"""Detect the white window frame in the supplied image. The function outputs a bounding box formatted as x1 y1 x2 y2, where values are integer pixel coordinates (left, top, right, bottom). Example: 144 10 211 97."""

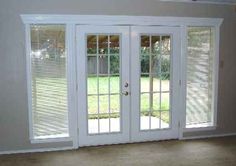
183 25 220 132
23 23 78 146
21 15 223 147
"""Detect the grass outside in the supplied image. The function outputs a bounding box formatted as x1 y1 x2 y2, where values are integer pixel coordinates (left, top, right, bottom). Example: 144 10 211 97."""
35 76 170 122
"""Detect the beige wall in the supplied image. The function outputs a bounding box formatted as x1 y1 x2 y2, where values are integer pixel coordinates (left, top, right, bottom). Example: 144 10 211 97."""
0 0 236 151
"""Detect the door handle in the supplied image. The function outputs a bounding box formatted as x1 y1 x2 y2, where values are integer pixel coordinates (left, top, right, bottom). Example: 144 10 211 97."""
121 91 129 96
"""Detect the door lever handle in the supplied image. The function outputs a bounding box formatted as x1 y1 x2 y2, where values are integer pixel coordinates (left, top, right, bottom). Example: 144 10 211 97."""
121 91 129 96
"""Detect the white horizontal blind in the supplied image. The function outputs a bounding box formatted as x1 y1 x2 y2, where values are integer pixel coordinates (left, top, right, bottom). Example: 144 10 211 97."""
186 27 214 128
30 25 69 139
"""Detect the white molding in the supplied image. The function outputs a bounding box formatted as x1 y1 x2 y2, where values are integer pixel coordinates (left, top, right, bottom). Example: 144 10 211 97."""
213 26 220 128
30 137 73 144
181 132 236 140
24 23 74 144
66 24 79 149
179 25 187 140
25 23 34 140
160 0 236 5
184 126 217 132
0 146 74 155
182 26 221 132
20 14 224 147
20 15 223 27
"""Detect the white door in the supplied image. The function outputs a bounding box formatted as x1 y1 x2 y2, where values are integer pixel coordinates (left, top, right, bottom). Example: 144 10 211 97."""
130 26 181 142
77 25 181 146
77 26 130 146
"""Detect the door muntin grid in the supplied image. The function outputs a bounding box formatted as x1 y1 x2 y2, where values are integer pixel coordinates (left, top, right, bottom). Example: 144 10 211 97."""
139 34 172 131
86 34 121 135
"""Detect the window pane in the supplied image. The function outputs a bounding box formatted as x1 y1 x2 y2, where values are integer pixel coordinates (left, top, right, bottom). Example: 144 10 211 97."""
30 25 69 139
186 27 214 128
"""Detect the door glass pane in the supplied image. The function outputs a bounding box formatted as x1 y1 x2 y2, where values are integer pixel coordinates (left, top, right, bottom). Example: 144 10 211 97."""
87 76 97 95
110 95 120 113
87 56 97 75
99 76 109 94
99 35 108 54
140 93 150 130
88 95 98 115
88 115 98 134
161 93 170 110
110 35 119 54
99 55 108 75
110 76 120 94
87 34 121 134
161 111 170 129
151 111 160 129
87 35 97 54
110 56 120 74
30 25 69 139
140 35 171 130
110 94 120 132
141 75 149 93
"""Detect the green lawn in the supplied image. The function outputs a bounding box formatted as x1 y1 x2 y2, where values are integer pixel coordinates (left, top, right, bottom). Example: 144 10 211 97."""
35 76 170 122
87 76 170 122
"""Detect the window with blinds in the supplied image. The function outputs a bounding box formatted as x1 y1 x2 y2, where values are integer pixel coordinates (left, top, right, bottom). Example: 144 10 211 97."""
186 27 215 128
30 25 69 139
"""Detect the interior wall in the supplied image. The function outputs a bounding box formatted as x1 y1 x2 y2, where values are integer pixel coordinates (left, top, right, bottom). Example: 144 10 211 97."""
0 0 236 151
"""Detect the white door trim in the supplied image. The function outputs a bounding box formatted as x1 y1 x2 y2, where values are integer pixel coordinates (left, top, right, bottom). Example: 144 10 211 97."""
21 15 223 27
20 15 223 149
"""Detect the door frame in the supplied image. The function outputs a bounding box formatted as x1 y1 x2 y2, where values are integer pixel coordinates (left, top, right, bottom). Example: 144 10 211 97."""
21 14 223 149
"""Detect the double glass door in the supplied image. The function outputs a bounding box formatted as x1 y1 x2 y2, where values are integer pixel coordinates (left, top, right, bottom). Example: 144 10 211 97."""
77 25 181 146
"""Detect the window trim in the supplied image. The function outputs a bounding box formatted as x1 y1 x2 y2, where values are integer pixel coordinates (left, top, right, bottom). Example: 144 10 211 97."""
24 23 78 146
182 25 220 132
21 15 223 146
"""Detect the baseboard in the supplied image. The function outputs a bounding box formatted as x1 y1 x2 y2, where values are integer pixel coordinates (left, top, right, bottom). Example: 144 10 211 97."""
181 132 236 140
0 146 74 155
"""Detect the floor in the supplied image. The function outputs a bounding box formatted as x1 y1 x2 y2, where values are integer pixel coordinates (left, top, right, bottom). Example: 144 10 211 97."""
0 136 236 166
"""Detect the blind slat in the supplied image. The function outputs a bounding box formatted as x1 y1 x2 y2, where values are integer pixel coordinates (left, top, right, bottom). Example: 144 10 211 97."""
186 27 214 127
30 25 69 138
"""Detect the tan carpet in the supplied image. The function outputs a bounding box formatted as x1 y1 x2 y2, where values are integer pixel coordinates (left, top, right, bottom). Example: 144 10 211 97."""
0 136 236 166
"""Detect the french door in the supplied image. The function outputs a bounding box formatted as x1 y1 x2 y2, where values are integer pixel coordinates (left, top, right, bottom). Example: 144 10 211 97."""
77 25 181 146
130 26 181 142
77 26 130 146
